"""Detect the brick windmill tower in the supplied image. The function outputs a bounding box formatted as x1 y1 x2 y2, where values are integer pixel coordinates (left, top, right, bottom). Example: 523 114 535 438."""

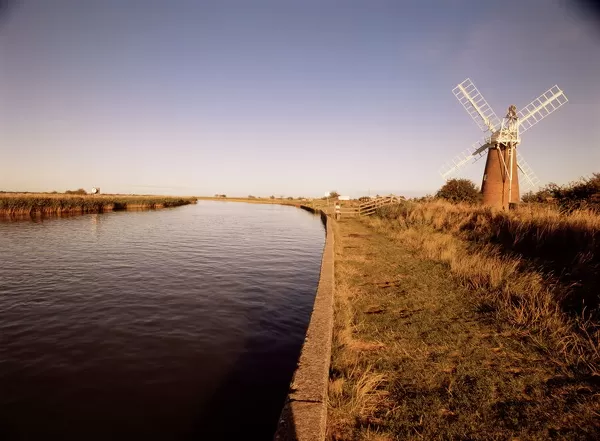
440 78 568 210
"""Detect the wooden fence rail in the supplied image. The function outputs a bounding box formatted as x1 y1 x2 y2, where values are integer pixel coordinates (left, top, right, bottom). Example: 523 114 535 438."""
358 196 402 216
305 195 403 218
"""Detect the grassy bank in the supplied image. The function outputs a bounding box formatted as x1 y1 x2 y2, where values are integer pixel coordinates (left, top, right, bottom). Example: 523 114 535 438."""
0 193 197 216
376 200 600 322
196 196 342 213
195 196 360 216
328 203 600 440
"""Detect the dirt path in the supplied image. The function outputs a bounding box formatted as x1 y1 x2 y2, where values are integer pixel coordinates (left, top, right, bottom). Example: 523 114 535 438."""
328 217 599 440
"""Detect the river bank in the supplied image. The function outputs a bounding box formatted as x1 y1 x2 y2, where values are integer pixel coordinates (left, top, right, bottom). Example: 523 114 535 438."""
196 196 348 217
0 193 197 216
327 211 600 440
275 205 334 441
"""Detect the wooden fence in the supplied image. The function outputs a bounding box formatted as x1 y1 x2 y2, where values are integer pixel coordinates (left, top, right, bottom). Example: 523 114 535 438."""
305 195 403 218
358 196 402 216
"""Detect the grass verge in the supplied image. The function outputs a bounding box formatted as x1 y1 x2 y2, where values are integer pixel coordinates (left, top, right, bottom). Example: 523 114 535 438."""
328 212 600 440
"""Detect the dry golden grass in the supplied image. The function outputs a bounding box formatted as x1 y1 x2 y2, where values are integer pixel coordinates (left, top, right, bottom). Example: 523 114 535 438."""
328 211 600 440
329 221 392 440
372 200 600 373
0 193 197 215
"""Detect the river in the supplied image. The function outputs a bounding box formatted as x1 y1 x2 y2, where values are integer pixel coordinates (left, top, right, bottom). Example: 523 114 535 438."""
0 201 325 440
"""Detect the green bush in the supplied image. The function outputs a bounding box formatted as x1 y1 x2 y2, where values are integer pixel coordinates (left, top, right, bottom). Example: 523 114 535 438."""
436 179 481 204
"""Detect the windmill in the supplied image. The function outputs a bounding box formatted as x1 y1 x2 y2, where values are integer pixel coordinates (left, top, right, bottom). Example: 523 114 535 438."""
440 78 568 210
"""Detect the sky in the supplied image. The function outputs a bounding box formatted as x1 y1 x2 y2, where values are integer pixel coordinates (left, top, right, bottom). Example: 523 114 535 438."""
1 0 599 198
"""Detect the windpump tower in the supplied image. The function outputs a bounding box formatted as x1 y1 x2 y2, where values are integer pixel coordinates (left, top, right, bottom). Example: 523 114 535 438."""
440 79 568 210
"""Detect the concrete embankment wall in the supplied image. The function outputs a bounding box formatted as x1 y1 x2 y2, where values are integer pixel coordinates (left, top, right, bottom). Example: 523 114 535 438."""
274 206 334 441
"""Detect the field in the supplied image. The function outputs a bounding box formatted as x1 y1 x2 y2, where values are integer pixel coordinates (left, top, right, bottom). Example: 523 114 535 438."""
196 196 302 205
328 200 600 440
0 193 197 216
195 195 357 212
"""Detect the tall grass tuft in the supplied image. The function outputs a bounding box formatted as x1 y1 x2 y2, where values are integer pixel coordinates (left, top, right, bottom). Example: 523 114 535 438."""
374 200 600 373
377 200 600 312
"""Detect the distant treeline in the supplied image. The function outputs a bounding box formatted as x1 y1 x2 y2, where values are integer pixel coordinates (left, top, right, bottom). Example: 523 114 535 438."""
1 189 88 195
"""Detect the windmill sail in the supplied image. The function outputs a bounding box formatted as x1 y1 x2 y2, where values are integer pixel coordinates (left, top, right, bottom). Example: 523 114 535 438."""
518 85 568 134
516 151 540 191
452 78 502 133
442 78 566 206
439 139 490 179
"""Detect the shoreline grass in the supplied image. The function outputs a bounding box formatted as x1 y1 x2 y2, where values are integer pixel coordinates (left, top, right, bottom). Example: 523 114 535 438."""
0 193 197 216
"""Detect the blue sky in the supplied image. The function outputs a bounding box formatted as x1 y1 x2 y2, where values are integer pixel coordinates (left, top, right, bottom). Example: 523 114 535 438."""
1 0 599 197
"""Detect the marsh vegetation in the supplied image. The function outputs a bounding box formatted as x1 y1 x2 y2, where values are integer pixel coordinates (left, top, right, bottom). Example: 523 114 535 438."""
0 193 197 216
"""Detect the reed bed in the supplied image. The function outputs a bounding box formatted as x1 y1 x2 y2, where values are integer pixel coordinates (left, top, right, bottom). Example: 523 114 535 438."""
0 193 197 216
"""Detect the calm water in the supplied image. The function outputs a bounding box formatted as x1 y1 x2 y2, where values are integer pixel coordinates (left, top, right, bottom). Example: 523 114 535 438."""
0 201 325 440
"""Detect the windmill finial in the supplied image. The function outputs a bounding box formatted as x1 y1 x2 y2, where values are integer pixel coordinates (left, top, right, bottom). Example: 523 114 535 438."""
507 105 517 120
